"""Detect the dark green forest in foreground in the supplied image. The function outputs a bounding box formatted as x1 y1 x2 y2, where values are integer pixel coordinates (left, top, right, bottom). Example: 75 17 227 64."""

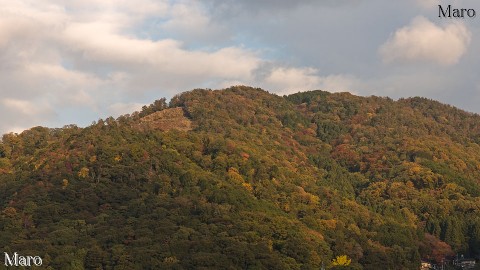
1 86 480 269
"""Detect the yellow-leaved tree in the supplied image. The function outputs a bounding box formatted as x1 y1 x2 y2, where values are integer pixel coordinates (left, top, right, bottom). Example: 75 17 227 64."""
78 167 89 178
331 255 351 267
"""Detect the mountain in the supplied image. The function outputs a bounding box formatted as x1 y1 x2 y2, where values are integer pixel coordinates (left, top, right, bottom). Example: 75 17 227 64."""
1 86 479 269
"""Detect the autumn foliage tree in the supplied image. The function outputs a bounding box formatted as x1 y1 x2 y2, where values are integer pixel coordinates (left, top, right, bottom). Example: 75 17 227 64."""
0 86 479 269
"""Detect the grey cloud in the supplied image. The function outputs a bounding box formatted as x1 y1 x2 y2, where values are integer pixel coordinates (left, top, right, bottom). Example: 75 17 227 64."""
205 0 359 13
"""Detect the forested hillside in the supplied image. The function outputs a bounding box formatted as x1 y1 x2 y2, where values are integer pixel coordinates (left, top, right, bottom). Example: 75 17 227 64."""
1 86 480 269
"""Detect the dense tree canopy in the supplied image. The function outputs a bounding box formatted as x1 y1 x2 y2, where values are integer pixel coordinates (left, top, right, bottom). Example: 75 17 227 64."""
1 86 480 269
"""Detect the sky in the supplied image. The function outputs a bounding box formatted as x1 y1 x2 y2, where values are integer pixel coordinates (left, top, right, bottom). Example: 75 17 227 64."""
1 0 479 134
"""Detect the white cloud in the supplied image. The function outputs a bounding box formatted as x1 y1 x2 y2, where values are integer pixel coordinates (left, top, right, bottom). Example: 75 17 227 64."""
379 16 471 66
261 67 359 95
2 98 52 117
263 67 321 93
0 98 56 134
161 1 228 43
107 102 145 117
